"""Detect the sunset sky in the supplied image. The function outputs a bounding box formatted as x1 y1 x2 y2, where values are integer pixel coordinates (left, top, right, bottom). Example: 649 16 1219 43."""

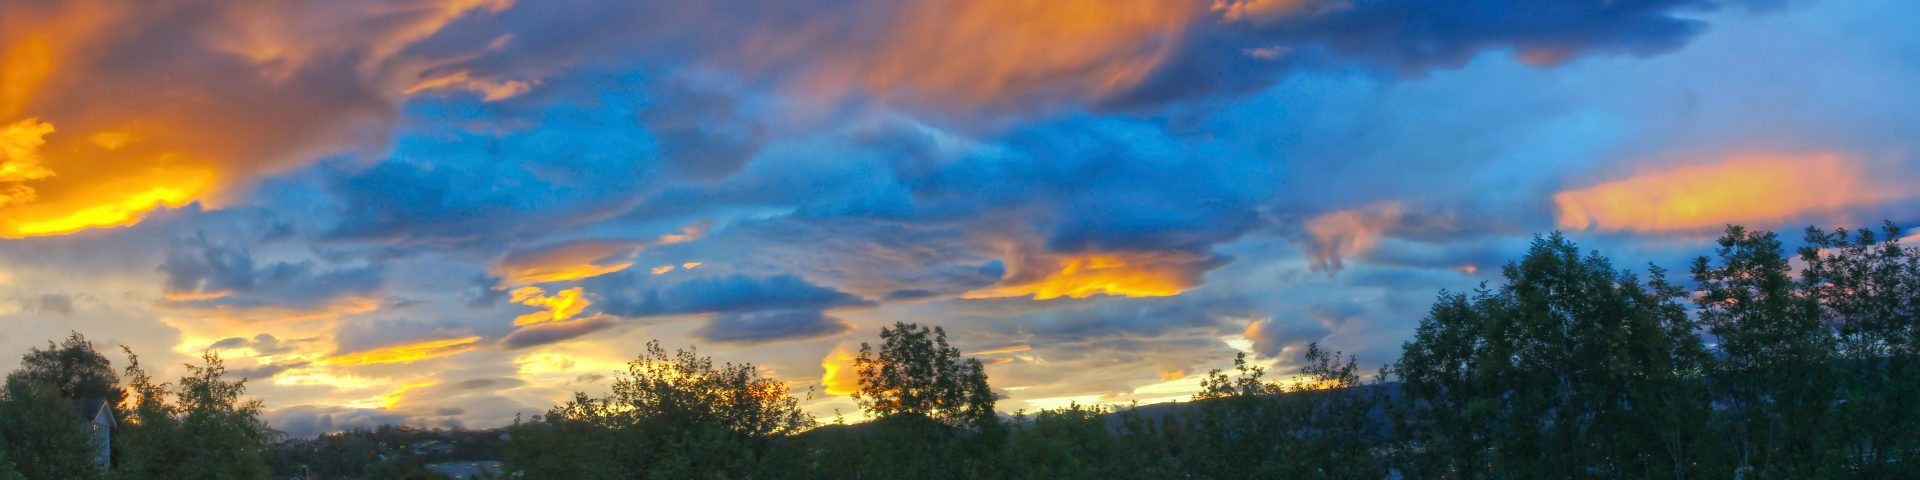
3 0 1917 437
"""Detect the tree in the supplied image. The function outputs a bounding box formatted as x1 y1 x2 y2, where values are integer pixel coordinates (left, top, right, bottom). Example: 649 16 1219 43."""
1693 225 1836 477
1799 222 1920 476
0 333 115 480
9 332 120 407
0 378 101 479
1395 233 1718 478
854 322 996 430
111 348 181 479
171 352 275 479
506 341 813 479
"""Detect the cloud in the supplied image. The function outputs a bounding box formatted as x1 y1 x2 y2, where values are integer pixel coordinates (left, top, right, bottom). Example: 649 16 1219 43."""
499 314 618 349
491 239 642 286
589 273 872 318
26 293 72 316
507 286 589 326
0 0 518 237
208 333 302 356
1305 202 1405 274
488 225 709 287
693 309 853 345
157 234 385 321
1242 302 1358 357
266 404 462 439
1554 154 1916 233
320 336 482 367
964 250 1224 300
819 347 860 396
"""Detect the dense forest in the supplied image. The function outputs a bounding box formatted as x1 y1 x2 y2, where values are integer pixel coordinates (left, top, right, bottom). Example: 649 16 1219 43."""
0 223 1913 479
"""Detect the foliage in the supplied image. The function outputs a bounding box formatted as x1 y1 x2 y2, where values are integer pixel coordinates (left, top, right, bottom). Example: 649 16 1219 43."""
505 341 812 479
854 322 997 430
0 377 101 479
1393 233 1719 478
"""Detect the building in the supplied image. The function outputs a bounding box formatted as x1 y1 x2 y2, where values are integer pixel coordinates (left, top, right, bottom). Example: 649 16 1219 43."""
72 398 112 471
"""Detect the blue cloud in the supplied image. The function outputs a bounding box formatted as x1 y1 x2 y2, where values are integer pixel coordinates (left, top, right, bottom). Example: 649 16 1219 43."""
588 273 873 318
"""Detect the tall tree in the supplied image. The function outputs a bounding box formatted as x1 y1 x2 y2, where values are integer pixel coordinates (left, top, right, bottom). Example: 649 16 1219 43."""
1396 233 1718 478
1799 222 1920 476
9 332 119 405
110 348 181 479
1693 225 1836 477
854 322 996 430
170 352 274 479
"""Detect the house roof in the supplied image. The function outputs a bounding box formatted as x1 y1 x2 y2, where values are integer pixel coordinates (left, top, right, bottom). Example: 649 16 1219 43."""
72 398 112 424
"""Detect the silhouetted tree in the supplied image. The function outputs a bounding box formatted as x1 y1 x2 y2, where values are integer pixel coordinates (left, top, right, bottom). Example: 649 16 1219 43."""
0 378 100 479
1694 225 1836 477
854 322 996 430
1396 233 1718 478
1799 222 1920 476
506 341 812 479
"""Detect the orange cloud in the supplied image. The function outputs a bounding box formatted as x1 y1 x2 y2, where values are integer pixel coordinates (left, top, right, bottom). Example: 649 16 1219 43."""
321 336 482 367
509 286 589 326
757 0 1200 111
1305 202 1405 273
0 0 516 237
819 349 860 396
492 240 641 286
1554 154 1914 233
377 380 441 410
0 118 217 238
965 250 1208 300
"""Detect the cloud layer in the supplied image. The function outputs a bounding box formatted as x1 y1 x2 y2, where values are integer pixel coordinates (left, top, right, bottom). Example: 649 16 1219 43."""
0 0 1915 436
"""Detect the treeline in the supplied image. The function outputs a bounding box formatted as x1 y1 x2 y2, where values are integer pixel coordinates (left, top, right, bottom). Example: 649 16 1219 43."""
265 425 508 478
0 335 275 479
507 223 1920 479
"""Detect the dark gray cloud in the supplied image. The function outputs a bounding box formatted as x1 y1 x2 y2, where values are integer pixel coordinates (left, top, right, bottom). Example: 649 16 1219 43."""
27 294 73 316
694 310 853 345
500 315 619 350
157 234 385 313
229 360 311 382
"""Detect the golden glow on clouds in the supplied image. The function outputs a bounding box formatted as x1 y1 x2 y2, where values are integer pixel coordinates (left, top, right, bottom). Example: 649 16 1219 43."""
509 286 589 326
1554 154 1913 232
0 118 216 238
0 0 518 237
378 381 440 410
320 336 482 367
1305 202 1404 272
650 265 675 275
966 252 1203 300
819 349 860 396
492 240 640 286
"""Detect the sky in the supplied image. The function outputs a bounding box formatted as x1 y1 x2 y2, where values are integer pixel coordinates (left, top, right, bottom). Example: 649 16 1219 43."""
2 0 1918 437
